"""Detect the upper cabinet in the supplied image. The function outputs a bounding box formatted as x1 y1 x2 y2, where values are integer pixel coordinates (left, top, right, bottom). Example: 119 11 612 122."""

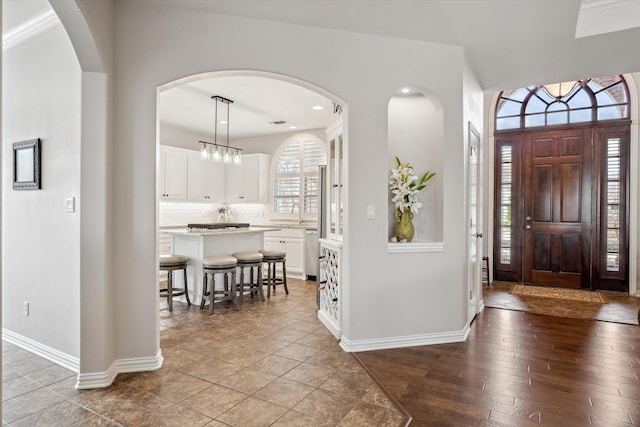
187 151 224 201
327 119 344 241
160 146 188 200
225 153 270 203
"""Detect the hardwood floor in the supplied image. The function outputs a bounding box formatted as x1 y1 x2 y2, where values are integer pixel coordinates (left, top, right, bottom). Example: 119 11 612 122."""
356 308 640 426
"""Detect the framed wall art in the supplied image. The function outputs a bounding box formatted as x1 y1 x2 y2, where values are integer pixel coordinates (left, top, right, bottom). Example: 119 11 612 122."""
13 138 41 190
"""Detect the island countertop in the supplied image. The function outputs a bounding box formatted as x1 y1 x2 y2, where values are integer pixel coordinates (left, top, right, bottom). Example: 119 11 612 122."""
161 226 281 236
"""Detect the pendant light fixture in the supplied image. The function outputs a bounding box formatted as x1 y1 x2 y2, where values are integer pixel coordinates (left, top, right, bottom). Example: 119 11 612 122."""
200 95 242 165
542 81 579 99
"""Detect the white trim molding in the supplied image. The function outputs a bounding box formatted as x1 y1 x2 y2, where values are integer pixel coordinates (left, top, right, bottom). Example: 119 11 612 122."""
388 241 444 253
339 324 470 353
3 329 79 373
3 10 60 51
75 350 164 390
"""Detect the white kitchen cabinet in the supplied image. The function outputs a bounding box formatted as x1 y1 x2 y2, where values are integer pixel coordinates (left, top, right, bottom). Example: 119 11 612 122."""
264 228 305 278
225 153 270 203
326 119 344 241
160 146 188 200
187 151 224 201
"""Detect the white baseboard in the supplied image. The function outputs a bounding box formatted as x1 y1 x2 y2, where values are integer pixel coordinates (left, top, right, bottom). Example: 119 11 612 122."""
75 350 164 389
339 324 470 353
2 328 79 373
317 310 341 339
2 329 164 389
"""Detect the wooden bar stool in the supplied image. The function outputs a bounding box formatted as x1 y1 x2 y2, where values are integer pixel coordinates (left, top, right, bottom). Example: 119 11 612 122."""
259 249 288 298
482 256 491 285
159 254 190 312
232 251 265 304
200 256 238 315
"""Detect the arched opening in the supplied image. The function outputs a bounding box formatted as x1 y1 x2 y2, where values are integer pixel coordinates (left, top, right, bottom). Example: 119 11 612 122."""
387 89 444 246
156 70 347 328
492 75 631 292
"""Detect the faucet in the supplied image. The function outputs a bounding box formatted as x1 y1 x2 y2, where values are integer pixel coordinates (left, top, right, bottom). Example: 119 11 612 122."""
291 202 302 224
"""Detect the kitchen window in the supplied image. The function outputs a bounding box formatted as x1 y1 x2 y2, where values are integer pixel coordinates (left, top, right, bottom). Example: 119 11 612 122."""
273 136 326 215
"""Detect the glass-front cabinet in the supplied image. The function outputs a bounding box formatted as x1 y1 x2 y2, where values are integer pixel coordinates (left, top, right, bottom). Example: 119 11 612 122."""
327 119 343 241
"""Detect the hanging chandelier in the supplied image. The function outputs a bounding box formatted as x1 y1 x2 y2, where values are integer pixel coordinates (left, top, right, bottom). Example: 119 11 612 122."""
200 95 242 165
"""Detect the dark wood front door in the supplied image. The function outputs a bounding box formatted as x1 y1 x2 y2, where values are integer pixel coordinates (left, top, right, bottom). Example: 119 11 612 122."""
523 129 592 288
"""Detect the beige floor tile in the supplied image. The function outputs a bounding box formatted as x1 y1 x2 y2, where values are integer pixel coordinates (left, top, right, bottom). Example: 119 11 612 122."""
3 387 66 424
10 400 116 427
282 362 336 387
182 383 248 418
253 377 315 408
139 403 213 426
248 354 301 376
292 388 358 425
337 401 406 427
216 396 288 427
271 410 337 427
146 372 212 403
217 367 277 394
274 342 320 362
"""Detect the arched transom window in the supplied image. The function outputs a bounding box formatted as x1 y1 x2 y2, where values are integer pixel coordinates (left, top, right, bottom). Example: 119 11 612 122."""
496 75 629 130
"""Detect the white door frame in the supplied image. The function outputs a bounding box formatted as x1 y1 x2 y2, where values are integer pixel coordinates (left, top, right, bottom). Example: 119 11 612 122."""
467 122 483 322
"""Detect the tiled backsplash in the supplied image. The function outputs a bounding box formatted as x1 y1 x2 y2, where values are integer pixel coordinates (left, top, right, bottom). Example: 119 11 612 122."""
159 202 268 226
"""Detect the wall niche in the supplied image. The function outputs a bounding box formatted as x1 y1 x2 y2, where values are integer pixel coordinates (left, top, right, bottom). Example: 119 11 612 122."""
387 90 443 251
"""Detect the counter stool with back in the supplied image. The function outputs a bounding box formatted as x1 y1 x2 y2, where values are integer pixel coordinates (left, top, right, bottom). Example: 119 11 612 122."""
200 255 239 314
159 254 191 312
232 251 266 304
259 249 289 298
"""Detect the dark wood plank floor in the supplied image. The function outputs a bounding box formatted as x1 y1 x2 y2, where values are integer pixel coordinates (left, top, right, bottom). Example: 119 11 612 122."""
355 308 640 426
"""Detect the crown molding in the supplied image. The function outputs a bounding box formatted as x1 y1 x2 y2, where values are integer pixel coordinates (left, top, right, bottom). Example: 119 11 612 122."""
3 9 60 51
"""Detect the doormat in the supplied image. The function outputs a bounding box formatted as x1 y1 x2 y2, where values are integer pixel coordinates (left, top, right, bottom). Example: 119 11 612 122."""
511 285 607 304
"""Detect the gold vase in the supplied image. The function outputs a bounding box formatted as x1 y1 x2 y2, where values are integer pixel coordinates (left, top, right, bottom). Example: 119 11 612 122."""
395 207 415 242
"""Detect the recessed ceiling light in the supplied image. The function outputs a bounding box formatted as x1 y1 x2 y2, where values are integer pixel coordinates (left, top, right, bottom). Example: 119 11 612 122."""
312 105 324 110
401 87 410 94
289 125 297 129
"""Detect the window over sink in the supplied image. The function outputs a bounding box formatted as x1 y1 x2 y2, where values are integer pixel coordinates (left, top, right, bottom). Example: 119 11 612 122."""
272 134 326 217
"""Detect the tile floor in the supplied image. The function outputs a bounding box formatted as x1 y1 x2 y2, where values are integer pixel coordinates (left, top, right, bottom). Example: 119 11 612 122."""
483 281 640 325
2 279 407 426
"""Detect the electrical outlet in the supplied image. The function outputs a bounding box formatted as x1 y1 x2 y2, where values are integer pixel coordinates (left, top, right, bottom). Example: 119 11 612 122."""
23 301 29 316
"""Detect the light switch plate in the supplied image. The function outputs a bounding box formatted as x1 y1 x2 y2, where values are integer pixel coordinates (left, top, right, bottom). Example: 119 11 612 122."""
65 197 75 213
367 205 375 219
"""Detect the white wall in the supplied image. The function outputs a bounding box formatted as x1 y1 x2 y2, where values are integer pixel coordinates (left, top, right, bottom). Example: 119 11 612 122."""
109 0 469 363
2 22 81 359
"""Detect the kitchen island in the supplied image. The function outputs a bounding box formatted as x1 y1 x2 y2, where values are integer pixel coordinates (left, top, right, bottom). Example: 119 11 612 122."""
162 226 280 305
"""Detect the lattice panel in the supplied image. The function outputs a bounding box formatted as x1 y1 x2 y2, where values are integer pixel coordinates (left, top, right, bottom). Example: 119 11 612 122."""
319 245 340 323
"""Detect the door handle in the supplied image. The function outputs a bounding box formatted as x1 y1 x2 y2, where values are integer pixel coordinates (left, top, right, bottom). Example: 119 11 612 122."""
525 225 531 229
476 233 483 238
525 216 531 221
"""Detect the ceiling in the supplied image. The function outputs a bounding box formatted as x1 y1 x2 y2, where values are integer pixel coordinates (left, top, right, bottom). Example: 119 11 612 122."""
6 0 640 139
159 76 332 139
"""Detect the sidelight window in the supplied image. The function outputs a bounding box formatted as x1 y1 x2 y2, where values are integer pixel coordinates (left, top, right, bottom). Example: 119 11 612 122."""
498 145 513 264
605 138 621 271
